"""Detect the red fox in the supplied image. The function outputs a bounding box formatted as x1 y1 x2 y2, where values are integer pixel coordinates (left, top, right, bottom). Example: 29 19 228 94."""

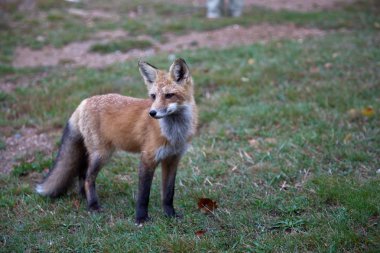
36 58 198 224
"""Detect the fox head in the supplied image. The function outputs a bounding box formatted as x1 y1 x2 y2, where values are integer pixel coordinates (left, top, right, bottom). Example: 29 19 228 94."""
138 58 194 119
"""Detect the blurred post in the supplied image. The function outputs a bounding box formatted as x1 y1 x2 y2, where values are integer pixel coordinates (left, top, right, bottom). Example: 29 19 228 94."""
229 0 243 17
207 0 224 18
207 0 243 18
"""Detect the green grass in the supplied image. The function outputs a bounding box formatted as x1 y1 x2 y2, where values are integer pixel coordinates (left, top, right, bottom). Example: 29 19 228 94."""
1 0 380 252
11 152 53 177
89 39 153 54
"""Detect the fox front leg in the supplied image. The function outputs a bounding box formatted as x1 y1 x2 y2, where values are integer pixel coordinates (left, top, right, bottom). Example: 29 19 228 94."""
161 155 180 218
135 160 157 225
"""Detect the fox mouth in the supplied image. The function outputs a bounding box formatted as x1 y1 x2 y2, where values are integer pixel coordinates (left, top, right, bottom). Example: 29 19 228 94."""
149 103 181 119
149 110 167 119
149 111 175 119
151 114 165 119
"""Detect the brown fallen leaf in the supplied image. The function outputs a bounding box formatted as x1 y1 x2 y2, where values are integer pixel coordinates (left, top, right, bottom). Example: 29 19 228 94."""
309 66 319 74
248 58 255 65
347 108 360 120
343 133 352 144
280 181 290 190
361 106 375 117
72 199 80 210
195 229 207 237
198 198 218 214
248 138 259 147
264 138 277 144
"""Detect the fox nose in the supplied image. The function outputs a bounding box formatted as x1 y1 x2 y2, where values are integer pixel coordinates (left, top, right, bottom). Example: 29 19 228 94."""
149 110 157 117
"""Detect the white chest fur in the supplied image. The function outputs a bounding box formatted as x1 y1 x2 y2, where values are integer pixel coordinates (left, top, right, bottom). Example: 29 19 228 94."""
155 106 192 161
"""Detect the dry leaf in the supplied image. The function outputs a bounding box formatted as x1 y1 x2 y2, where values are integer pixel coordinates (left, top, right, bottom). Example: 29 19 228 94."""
280 181 290 190
347 108 360 120
309 66 319 74
361 107 375 117
241 77 249 82
248 138 259 147
264 138 277 144
198 198 218 214
195 229 207 237
248 58 255 65
243 151 253 160
72 199 80 210
343 133 352 144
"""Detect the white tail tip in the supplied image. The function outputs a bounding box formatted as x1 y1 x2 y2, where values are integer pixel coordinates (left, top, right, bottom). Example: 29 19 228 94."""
35 184 46 195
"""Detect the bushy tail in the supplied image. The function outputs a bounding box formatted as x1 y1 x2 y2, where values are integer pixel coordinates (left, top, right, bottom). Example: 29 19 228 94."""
36 122 88 197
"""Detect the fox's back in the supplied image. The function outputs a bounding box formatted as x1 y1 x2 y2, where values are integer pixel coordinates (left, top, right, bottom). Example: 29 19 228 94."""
70 94 162 153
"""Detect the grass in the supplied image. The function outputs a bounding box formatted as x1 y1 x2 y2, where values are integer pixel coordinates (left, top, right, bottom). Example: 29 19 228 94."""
1 0 379 63
0 0 380 252
89 39 153 54
11 152 53 177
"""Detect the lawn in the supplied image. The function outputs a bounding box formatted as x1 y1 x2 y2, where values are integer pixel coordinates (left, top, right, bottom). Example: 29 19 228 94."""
0 0 379 252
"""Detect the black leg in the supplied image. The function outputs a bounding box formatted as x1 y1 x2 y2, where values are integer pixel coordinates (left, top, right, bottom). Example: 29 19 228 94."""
161 155 180 217
85 156 102 211
78 155 88 198
78 171 86 198
135 161 156 225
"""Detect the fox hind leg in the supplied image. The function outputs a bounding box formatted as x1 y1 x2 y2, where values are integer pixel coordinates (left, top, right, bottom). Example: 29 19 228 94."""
74 138 89 198
84 153 105 211
78 158 88 198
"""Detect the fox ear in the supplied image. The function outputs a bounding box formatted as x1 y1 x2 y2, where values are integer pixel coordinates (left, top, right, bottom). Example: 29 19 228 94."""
169 58 189 84
138 61 158 85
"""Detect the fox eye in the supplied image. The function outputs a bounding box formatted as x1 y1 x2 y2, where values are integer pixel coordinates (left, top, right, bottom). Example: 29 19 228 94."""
165 93 175 99
150 94 156 100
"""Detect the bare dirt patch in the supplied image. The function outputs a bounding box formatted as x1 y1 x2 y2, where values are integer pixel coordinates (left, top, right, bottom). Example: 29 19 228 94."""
67 8 120 22
160 23 324 51
244 0 355 11
12 31 158 68
0 127 59 174
176 0 355 12
13 24 324 68
92 29 128 40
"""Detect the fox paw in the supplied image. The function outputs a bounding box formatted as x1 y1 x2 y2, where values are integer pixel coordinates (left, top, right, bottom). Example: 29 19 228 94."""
87 202 102 212
135 216 151 226
164 206 182 219
165 212 183 219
